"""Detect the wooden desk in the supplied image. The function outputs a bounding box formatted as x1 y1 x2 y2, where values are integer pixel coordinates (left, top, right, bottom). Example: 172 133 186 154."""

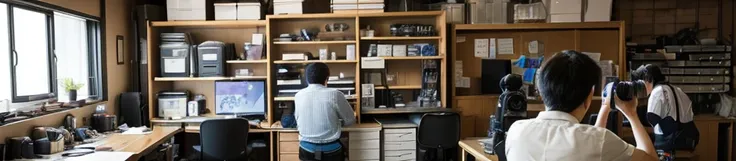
20 126 182 161
458 138 498 161
152 116 271 133
93 126 182 160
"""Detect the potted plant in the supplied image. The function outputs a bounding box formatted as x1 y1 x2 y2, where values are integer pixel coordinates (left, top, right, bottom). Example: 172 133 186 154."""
61 78 84 101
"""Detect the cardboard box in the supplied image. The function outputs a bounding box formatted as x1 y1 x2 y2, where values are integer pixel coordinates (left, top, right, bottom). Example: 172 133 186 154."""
214 3 237 20
237 3 262 20
166 0 214 20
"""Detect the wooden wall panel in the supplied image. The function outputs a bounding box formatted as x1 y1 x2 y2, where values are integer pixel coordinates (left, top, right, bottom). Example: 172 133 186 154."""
40 0 101 17
104 0 132 114
694 120 719 161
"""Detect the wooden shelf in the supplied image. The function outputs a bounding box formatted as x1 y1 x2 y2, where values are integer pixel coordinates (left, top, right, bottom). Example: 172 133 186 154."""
275 96 357 101
267 13 358 19
273 60 357 64
361 107 451 114
153 76 267 81
378 56 443 60
151 20 266 28
226 60 268 64
357 11 443 17
361 36 441 40
454 21 623 31
273 41 355 45
375 85 422 90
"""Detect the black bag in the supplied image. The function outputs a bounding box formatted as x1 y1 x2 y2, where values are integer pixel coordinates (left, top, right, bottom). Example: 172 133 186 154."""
665 85 700 151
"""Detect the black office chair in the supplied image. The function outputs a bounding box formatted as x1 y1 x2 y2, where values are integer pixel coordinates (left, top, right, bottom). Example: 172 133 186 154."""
418 112 460 161
194 118 250 161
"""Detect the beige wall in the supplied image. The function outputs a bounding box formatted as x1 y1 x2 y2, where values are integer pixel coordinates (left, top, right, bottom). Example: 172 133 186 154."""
0 0 132 143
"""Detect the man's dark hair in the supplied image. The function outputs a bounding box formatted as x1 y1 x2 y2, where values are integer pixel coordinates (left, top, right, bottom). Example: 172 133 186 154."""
537 50 602 113
306 63 330 84
631 64 665 86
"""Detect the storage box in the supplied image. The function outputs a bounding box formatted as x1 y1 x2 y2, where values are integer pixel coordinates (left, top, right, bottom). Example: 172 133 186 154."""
547 0 582 22
469 0 510 24
429 3 465 24
214 3 237 20
274 0 304 15
166 0 214 21
237 3 261 20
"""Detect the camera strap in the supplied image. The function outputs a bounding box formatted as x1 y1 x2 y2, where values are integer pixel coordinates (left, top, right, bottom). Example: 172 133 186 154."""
665 85 681 123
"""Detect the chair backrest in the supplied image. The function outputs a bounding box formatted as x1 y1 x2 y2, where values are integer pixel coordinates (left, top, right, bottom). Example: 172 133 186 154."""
200 118 250 161
417 112 460 149
118 92 143 127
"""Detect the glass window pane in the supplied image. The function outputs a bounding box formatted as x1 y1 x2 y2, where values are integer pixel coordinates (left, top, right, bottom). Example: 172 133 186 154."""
54 12 88 102
12 7 50 96
0 3 9 106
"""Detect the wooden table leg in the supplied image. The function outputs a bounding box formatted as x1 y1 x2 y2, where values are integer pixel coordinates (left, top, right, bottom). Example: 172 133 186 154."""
462 149 467 161
728 123 733 161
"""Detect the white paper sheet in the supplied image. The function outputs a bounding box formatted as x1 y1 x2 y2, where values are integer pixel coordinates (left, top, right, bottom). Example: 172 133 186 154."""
489 38 497 59
582 52 601 62
474 39 489 58
252 33 264 45
377 44 392 57
498 38 514 55
64 152 135 161
163 58 186 73
454 61 463 79
457 36 466 43
456 77 471 88
528 40 539 54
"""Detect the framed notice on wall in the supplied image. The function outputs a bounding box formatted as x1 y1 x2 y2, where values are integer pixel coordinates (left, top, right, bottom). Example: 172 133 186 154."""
116 35 124 65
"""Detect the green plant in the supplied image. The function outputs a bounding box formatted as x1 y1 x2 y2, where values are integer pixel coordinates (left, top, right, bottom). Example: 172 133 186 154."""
60 78 84 92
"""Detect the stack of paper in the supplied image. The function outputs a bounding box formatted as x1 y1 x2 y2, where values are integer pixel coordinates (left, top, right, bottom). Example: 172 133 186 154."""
331 0 384 13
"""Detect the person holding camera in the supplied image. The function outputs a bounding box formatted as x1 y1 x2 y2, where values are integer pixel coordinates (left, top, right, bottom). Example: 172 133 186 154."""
505 50 658 161
631 64 698 160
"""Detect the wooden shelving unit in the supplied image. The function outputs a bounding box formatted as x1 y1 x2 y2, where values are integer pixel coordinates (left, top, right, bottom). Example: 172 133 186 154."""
146 20 272 125
272 41 356 45
375 85 422 90
151 20 266 28
379 56 444 60
273 60 357 64
153 76 267 81
361 36 441 40
226 60 268 64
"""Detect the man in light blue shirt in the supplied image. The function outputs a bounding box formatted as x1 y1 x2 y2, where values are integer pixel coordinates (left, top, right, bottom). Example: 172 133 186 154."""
295 62 355 161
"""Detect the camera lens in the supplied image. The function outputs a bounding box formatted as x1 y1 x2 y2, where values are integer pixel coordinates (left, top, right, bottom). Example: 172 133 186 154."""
615 80 647 101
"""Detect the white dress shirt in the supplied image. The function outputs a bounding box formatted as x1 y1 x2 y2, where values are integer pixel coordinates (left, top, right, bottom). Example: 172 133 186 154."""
294 84 356 144
506 111 634 161
648 85 693 135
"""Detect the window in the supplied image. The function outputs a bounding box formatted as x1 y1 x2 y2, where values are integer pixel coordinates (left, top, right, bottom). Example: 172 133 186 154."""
54 12 89 102
0 1 104 109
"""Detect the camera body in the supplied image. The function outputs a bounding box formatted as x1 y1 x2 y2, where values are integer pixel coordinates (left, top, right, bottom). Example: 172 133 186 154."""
488 74 527 159
602 78 647 109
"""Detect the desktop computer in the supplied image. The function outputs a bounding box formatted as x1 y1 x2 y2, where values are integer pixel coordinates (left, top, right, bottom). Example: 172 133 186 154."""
215 80 267 120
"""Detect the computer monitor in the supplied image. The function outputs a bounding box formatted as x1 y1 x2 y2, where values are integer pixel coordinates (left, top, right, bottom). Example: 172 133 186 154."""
215 80 266 116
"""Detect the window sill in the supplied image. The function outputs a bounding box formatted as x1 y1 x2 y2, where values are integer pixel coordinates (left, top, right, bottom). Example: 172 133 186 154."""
0 100 106 127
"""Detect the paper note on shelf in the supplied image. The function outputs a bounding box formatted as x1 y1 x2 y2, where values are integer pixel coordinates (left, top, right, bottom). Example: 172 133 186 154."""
498 38 514 55
474 39 489 58
456 77 470 88
252 33 264 45
457 36 466 43
582 52 601 62
489 38 497 59
361 57 385 69
163 58 186 73
454 61 463 79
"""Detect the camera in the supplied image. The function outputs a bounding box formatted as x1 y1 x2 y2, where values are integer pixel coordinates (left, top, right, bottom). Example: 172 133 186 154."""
487 74 527 159
602 78 647 109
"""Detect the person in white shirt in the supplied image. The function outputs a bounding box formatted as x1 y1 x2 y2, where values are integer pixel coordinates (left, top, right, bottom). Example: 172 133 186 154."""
505 50 658 161
631 64 697 159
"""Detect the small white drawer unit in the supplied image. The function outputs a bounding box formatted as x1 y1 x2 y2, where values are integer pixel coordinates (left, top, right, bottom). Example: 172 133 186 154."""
383 128 417 161
348 131 381 161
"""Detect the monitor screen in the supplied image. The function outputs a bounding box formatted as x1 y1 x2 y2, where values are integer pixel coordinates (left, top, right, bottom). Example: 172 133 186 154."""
215 80 266 115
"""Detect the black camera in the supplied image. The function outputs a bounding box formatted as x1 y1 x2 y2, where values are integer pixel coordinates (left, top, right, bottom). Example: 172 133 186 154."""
603 78 647 109
487 74 527 159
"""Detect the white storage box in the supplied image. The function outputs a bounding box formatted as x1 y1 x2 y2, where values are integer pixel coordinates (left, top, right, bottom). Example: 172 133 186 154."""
429 3 465 24
274 0 304 15
547 0 582 22
214 3 237 20
167 0 214 20
237 3 261 20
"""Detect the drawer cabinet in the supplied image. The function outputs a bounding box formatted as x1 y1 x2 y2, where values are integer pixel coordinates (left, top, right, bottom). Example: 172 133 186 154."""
349 149 381 160
348 131 380 161
385 150 417 161
280 154 299 161
384 128 416 142
383 128 417 161
278 132 300 161
349 131 380 140
349 139 380 150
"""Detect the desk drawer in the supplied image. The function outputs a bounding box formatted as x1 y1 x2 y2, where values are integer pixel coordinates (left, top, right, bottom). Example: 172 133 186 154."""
280 154 299 161
349 131 380 140
384 150 417 161
349 149 380 160
279 141 299 153
280 132 299 141
384 140 416 150
384 128 416 142
348 139 379 150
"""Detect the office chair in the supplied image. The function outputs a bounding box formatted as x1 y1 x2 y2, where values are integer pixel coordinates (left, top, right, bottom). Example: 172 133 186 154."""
194 118 251 161
118 92 144 127
418 112 460 161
